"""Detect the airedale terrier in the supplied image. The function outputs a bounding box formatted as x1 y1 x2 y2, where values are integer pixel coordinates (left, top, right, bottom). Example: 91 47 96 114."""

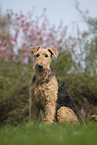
29 46 79 124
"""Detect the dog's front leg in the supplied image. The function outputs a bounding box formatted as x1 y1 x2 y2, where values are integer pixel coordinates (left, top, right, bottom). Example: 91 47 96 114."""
29 99 40 123
44 101 56 124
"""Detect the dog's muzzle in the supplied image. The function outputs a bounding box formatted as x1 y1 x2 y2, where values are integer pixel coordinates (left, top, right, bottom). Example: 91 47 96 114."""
38 64 45 76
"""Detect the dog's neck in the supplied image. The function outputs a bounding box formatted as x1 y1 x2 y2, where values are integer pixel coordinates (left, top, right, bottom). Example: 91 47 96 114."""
36 70 51 83
32 69 54 85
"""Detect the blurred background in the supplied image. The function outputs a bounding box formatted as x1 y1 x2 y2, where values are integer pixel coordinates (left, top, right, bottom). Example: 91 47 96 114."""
0 0 97 125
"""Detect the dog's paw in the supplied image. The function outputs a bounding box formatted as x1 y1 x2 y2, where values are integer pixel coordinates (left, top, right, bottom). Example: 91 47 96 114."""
43 118 53 124
91 115 97 121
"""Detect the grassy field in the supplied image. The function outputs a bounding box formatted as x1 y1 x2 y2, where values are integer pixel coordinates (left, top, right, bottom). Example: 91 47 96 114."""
0 122 97 145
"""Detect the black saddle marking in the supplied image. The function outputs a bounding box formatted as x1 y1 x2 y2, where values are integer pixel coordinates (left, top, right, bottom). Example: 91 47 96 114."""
56 80 79 120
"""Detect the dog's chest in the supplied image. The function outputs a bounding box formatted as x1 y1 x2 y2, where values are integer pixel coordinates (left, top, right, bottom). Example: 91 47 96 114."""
34 83 47 99
32 76 58 104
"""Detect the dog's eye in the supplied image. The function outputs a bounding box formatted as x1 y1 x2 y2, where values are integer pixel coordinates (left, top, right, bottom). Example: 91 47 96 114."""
45 54 48 58
36 54 39 57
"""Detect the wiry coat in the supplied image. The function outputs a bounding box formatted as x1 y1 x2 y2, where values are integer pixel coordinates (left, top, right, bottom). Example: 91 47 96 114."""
29 47 79 124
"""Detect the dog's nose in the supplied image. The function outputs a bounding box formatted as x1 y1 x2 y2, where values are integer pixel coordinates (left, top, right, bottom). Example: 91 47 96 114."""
38 64 43 69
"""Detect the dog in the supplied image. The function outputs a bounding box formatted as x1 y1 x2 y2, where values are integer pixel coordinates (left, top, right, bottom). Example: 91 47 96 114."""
29 46 79 124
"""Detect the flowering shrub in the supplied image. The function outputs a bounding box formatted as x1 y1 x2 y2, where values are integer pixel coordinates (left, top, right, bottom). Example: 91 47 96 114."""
0 9 79 63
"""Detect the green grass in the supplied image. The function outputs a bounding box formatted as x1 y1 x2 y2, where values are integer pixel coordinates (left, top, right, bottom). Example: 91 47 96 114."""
0 122 97 145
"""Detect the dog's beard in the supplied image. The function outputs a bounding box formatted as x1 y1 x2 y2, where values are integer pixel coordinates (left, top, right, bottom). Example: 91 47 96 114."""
38 69 45 76
34 64 51 81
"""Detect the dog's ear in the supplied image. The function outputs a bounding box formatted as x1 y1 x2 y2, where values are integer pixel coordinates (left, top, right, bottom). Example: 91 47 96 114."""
47 48 57 58
30 46 40 54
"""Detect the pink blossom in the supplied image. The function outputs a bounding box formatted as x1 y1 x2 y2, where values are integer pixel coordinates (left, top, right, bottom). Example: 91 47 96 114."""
0 46 6 51
11 40 16 45
0 10 80 63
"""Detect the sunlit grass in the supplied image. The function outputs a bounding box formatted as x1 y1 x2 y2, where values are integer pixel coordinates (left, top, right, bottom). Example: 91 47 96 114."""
0 122 97 145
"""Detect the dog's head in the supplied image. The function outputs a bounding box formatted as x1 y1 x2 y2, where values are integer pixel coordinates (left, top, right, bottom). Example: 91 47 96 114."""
30 46 57 79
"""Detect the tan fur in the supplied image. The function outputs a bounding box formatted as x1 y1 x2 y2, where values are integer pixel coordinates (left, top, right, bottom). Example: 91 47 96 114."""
29 47 79 124
57 107 79 124
47 48 57 58
33 49 52 80
30 46 40 54
91 115 97 121
29 75 58 124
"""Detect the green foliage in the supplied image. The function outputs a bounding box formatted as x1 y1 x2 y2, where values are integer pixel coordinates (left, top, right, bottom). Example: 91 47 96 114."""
62 73 97 102
0 61 97 125
0 61 97 103
0 123 97 145
51 51 76 76
0 11 10 33
0 4 97 126
83 38 97 74
0 61 32 100
75 1 97 75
